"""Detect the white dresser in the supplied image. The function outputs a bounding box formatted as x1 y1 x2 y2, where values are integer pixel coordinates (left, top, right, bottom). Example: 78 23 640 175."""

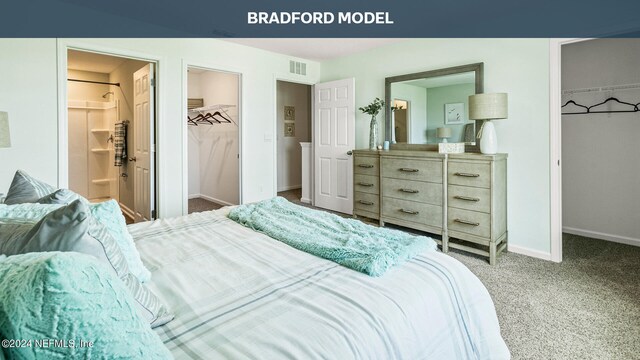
353 149 508 265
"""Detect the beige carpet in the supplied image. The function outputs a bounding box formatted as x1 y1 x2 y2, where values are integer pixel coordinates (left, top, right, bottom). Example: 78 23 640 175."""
188 198 224 214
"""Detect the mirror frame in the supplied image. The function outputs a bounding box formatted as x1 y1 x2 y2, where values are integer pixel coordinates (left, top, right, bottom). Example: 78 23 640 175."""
384 62 484 152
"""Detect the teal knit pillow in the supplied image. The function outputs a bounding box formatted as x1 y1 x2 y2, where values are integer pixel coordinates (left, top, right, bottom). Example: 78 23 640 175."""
0 252 172 360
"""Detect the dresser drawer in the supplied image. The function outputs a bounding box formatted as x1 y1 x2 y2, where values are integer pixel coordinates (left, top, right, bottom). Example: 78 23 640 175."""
448 185 491 213
381 157 442 183
448 161 491 188
382 178 442 206
448 208 491 238
381 197 442 228
354 174 379 194
354 192 379 213
354 156 379 176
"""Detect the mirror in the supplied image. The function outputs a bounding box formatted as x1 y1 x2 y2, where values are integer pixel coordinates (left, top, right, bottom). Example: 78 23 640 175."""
385 63 483 151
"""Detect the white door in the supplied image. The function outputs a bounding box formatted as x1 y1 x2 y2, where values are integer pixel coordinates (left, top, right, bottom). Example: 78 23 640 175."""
133 64 155 222
313 78 355 214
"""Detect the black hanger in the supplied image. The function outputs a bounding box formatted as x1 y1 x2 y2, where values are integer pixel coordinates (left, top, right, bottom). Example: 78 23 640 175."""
588 97 638 113
561 100 589 114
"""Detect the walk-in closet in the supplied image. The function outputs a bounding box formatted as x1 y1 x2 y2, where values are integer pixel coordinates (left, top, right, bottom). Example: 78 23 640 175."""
187 67 241 213
561 39 640 248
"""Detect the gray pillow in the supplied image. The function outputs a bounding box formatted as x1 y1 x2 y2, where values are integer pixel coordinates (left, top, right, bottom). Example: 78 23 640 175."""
4 170 57 205
37 188 87 205
0 200 173 328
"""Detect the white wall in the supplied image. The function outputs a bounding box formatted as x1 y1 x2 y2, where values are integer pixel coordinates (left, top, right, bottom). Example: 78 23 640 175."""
0 38 320 217
196 70 240 205
0 39 58 189
321 39 551 254
561 39 640 245
276 81 311 191
187 71 202 197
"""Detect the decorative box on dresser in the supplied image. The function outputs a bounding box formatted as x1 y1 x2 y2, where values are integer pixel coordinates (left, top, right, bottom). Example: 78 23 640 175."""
352 150 508 265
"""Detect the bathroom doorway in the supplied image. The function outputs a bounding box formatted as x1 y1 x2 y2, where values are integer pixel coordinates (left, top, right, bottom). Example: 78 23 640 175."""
66 49 157 223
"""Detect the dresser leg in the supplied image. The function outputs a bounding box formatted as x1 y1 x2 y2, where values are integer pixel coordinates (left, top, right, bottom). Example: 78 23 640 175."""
442 234 449 253
489 241 496 265
379 219 385 227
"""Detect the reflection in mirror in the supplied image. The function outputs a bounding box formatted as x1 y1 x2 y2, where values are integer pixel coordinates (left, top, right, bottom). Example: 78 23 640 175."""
390 72 476 144
385 63 483 151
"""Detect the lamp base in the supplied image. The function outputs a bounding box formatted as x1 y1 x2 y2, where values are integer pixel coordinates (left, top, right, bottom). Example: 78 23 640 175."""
480 120 498 154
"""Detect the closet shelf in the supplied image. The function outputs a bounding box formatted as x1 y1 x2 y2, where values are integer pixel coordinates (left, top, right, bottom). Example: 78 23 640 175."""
91 148 110 153
91 129 110 133
91 179 112 185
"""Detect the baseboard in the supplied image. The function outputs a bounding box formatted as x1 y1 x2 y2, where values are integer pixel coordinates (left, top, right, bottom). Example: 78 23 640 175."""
195 194 235 207
277 185 302 192
300 197 312 204
563 227 640 247
119 202 134 219
188 193 200 200
507 244 552 261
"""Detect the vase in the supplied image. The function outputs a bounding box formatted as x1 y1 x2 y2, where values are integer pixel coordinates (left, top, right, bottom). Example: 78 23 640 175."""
369 115 378 150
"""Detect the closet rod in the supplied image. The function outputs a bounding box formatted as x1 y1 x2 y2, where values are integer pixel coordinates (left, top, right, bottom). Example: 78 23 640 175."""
67 79 121 87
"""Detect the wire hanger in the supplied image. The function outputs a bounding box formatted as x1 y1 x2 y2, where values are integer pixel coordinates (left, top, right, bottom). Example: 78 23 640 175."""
561 100 589 115
562 97 640 115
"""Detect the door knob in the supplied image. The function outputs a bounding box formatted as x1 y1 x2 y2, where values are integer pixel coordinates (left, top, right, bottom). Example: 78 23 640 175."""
128 157 137 162
347 150 353 156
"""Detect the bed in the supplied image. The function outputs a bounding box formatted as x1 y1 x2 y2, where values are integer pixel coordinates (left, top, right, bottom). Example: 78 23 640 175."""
129 209 510 359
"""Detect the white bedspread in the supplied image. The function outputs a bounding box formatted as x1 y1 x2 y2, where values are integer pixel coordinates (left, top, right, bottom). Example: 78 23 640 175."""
129 210 509 359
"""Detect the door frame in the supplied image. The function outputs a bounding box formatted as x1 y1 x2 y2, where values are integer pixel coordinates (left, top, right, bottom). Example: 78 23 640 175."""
56 40 162 216
272 76 316 202
181 60 244 215
549 38 592 263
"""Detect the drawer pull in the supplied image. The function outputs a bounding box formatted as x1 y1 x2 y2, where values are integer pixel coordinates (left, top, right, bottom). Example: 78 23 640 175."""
358 164 374 168
400 188 419 194
357 182 374 187
454 172 480 178
399 168 420 173
454 195 480 202
358 200 374 206
400 209 419 215
454 219 480 226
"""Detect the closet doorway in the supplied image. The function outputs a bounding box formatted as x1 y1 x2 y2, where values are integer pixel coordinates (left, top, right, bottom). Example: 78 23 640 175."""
558 38 640 255
187 67 241 213
66 49 157 223
276 80 312 204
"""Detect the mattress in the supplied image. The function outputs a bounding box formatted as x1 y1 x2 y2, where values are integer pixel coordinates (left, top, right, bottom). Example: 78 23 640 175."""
129 209 510 359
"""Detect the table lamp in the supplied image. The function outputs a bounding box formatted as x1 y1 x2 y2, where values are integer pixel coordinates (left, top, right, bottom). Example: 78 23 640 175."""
468 93 508 154
436 127 452 143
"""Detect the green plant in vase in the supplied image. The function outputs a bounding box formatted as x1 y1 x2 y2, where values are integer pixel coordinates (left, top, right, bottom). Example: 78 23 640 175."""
359 97 385 150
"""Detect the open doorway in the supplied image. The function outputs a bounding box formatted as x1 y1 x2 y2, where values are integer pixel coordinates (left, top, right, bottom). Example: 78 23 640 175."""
560 39 640 251
276 80 312 204
187 67 241 213
66 49 156 223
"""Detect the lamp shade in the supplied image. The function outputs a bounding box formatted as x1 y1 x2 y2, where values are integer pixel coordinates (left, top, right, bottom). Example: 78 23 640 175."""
0 112 10 148
436 127 452 138
468 93 508 120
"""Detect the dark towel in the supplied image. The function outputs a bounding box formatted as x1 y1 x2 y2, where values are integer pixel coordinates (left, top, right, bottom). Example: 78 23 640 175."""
114 121 128 166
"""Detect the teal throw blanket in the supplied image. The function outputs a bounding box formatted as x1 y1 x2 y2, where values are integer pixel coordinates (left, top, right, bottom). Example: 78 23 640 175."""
228 197 436 276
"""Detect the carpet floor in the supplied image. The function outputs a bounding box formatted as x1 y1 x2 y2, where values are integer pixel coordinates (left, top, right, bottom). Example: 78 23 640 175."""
188 198 225 213
448 233 640 360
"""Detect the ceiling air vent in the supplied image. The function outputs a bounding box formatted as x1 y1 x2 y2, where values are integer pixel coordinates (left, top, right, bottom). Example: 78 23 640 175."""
289 60 307 75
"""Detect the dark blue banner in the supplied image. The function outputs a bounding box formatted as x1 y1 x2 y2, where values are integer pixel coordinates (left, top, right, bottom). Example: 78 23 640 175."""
2 0 640 37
